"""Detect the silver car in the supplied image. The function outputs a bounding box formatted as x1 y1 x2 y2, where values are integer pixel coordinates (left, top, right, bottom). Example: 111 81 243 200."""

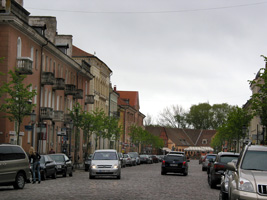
227 144 267 200
0 144 31 189
89 149 121 179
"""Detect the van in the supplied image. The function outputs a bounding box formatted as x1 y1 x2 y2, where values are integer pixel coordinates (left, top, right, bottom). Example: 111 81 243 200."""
89 149 121 179
0 144 31 189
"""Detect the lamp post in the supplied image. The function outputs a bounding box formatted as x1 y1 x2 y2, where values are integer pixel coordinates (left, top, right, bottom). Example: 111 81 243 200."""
30 110 36 147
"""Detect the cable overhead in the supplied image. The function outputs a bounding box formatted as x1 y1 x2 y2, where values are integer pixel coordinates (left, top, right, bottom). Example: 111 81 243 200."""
26 1 267 14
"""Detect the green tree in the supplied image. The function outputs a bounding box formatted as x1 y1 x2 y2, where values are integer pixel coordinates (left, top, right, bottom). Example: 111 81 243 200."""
91 108 106 150
80 111 94 157
0 69 36 145
105 116 122 150
249 55 267 144
69 102 83 164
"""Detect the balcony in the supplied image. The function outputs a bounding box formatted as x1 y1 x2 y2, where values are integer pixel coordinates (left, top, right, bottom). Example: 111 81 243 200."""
64 113 72 123
85 95 95 104
65 84 76 96
41 72 55 85
53 110 64 122
40 107 53 120
16 57 33 75
74 89 83 99
53 78 65 90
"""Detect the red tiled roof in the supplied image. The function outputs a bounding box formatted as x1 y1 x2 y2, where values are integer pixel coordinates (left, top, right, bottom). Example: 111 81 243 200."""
72 45 94 57
117 91 139 108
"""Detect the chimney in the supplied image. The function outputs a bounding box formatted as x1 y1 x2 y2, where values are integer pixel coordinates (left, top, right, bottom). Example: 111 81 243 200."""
114 85 117 91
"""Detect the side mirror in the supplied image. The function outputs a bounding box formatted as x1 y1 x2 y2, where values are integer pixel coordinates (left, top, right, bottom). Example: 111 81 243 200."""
226 162 237 172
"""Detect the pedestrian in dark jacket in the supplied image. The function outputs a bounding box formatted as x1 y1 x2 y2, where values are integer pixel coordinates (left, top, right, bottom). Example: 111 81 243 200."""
29 147 41 184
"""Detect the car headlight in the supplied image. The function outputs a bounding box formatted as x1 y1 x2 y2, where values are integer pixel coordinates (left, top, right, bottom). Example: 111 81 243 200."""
238 177 254 192
91 164 97 169
113 164 118 169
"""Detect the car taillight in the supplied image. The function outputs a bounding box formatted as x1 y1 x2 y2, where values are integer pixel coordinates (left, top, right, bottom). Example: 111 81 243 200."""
183 161 186 166
162 160 165 165
214 164 225 170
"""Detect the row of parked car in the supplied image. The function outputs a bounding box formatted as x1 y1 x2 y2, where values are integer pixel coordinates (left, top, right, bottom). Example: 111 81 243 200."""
0 144 74 190
199 143 267 200
84 152 164 171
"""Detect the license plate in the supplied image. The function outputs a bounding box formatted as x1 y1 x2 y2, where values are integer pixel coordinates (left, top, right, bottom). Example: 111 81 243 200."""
98 170 108 172
170 164 178 166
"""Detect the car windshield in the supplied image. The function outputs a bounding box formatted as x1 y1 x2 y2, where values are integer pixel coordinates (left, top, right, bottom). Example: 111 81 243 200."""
140 155 147 158
93 152 117 160
165 155 184 161
241 151 267 171
129 153 138 158
220 155 239 163
50 155 65 162
206 155 216 160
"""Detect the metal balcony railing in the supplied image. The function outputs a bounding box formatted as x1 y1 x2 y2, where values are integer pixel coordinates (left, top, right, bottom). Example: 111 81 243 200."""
65 84 76 96
41 72 55 85
85 95 95 104
53 78 65 90
74 89 83 99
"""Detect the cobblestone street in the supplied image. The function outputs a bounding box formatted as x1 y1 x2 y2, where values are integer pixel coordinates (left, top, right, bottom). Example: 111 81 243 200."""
1 160 219 200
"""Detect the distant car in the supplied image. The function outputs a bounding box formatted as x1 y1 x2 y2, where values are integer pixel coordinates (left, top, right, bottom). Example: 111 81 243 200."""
128 152 140 165
208 152 239 189
37 155 57 180
227 144 267 200
49 154 73 177
117 153 126 168
202 154 217 171
168 151 185 155
199 155 205 164
123 154 135 166
0 144 31 189
140 155 152 164
84 154 92 171
151 155 159 163
89 149 121 179
161 154 189 176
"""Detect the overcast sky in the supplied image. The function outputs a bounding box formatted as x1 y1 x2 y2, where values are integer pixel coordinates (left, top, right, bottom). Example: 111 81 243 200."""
24 0 267 122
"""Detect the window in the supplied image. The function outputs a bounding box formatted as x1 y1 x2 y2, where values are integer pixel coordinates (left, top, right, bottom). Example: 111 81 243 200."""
17 37 22 58
202 139 208 145
35 50 38 70
30 47 34 60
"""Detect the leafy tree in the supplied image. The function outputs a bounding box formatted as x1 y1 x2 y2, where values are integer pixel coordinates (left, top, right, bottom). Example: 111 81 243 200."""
249 55 267 144
0 69 36 145
69 102 83 164
80 111 94 157
105 116 122 150
186 103 213 129
91 108 106 150
210 103 233 129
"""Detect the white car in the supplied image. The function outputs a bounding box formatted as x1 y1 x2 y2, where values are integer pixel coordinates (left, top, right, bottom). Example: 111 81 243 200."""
89 149 121 179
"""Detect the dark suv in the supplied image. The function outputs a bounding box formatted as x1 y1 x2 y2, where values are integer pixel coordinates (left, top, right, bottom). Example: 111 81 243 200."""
0 144 31 189
161 154 189 176
208 152 239 188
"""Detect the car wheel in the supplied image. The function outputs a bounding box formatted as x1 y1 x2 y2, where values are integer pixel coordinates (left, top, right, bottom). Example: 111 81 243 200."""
220 190 227 200
183 172 188 176
89 173 95 179
209 174 217 189
63 170 67 177
202 167 205 171
161 171 166 175
13 173 25 189
69 170 73 177
117 173 121 179
42 170 47 181
52 170 57 179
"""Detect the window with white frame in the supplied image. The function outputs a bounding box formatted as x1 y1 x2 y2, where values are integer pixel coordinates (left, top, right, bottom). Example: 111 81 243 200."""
17 37 22 58
35 49 38 70
202 139 208 145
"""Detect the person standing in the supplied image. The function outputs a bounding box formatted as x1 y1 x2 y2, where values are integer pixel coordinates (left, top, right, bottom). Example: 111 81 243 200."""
29 147 41 184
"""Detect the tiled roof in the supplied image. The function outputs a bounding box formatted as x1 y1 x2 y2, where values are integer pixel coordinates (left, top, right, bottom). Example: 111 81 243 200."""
72 45 94 57
145 126 216 147
117 91 139 108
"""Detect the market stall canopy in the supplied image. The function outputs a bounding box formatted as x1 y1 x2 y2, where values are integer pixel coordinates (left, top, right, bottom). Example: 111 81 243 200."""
162 147 172 152
184 146 214 152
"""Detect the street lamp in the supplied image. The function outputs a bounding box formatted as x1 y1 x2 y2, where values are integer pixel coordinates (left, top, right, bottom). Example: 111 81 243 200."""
30 110 36 146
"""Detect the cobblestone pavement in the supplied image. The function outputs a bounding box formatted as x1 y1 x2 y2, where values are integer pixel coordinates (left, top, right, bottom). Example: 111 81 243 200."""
0 160 220 200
